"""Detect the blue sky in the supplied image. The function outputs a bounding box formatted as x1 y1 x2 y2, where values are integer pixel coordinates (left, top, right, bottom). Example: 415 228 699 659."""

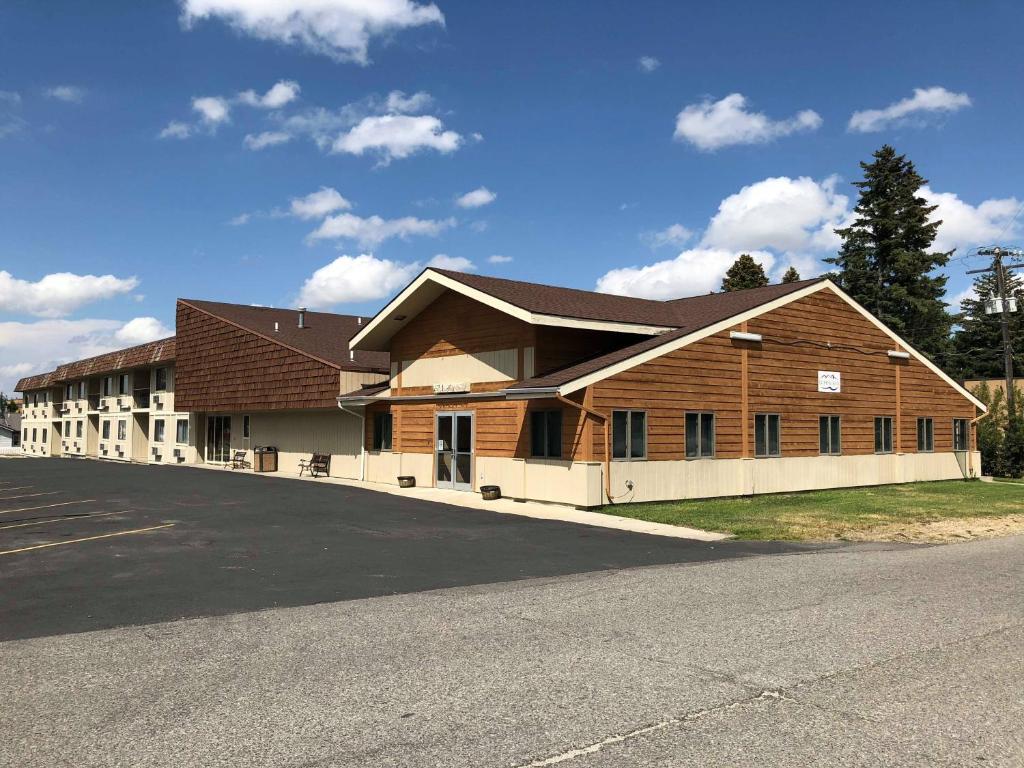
2 0 1023 392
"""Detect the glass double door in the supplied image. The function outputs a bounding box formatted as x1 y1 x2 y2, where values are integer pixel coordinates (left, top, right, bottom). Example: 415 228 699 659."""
206 415 231 463
436 412 473 491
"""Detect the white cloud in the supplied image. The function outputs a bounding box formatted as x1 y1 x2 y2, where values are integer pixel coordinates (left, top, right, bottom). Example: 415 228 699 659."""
298 254 421 306
0 90 25 139
114 317 173 345
848 86 971 133
455 186 496 209
638 56 660 73
596 248 777 300
0 271 139 318
702 175 849 253
385 90 433 114
243 130 292 149
673 93 822 151
947 284 977 310
308 212 454 246
643 223 692 249
179 0 445 64
488 254 513 264
920 187 1022 253
228 212 251 226
238 79 300 109
332 114 462 163
193 95 231 125
45 85 86 103
426 254 474 271
0 317 168 394
290 186 352 219
158 121 193 140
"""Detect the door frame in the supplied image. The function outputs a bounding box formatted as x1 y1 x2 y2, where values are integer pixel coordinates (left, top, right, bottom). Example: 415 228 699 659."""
434 410 474 491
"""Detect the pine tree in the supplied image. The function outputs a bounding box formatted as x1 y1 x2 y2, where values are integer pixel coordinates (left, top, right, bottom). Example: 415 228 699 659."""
781 266 801 283
827 145 953 359
721 254 769 292
951 270 1024 379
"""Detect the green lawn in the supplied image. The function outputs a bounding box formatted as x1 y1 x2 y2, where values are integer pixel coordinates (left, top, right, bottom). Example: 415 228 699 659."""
602 480 1024 540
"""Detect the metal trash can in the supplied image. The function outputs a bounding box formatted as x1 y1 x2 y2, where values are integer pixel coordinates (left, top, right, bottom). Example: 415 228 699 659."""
254 445 278 472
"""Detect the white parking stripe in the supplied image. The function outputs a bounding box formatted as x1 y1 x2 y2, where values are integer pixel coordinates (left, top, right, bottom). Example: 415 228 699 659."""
0 500 96 516
0 511 121 531
0 492 60 501
0 524 175 556
0 487 34 493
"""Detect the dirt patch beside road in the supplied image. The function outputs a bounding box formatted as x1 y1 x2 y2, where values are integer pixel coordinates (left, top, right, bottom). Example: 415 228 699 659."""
843 514 1024 544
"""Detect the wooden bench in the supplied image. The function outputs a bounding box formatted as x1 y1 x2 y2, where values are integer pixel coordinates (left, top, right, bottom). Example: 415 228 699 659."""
299 453 330 478
230 450 250 470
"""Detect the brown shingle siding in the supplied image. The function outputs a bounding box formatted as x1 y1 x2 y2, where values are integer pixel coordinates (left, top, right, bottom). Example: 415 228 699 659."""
52 338 175 382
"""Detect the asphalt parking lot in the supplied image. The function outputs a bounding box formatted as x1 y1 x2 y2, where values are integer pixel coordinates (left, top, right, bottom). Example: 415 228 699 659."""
0 458 817 641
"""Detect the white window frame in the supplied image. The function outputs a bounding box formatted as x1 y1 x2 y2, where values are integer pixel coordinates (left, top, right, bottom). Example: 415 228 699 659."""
611 409 647 461
754 413 781 458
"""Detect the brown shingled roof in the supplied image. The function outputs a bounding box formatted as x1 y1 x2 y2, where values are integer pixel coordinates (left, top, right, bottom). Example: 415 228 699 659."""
510 278 827 389
54 337 176 382
15 371 57 392
180 299 389 373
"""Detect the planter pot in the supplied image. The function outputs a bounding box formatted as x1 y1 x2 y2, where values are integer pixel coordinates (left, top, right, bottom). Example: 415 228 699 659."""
397 476 416 488
480 485 501 501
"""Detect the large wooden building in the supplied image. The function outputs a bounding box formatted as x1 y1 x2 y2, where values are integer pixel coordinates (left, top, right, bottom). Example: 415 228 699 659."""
17 268 983 507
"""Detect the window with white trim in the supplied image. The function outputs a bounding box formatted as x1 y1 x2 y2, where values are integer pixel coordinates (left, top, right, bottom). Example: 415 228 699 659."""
874 416 894 454
754 414 781 457
916 417 934 452
612 410 646 460
819 415 841 455
685 412 715 458
953 418 969 451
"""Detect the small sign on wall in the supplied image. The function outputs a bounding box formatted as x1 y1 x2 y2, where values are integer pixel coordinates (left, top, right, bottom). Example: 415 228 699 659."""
818 371 841 393
433 382 471 394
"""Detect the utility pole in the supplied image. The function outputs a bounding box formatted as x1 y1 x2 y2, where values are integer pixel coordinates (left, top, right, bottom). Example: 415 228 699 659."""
968 247 1024 423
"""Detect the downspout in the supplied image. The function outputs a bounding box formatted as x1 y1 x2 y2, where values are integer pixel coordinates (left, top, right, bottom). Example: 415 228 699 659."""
555 394 612 505
338 403 366 481
967 409 990 479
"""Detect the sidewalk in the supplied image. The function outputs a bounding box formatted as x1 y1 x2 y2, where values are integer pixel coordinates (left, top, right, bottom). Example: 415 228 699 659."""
191 463 729 542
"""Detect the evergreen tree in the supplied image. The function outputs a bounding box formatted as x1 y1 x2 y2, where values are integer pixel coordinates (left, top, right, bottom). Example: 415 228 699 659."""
951 269 1024 379
827 145 953 359
781 266 801 283
721 254 769 292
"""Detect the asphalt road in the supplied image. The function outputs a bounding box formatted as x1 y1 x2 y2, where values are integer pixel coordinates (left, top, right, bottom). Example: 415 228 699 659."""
2 459 1022 767
0 458 812 641
3 533 1022 767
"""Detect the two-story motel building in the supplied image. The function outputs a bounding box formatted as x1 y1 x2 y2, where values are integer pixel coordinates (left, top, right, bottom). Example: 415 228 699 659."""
18 268 984 508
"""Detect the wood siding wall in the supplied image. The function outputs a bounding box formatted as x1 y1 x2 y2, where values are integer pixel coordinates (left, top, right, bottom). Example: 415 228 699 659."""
175 302 342 411
590 289 976 460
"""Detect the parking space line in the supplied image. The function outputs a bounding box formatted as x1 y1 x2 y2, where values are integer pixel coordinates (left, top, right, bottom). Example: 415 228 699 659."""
0 500 96 515
0 492 61 501
0 524 175 556
0 511 122 531
0 487 35 493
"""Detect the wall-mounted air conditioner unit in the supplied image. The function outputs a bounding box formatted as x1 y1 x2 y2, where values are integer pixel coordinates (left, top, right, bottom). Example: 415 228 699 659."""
173 448 182 458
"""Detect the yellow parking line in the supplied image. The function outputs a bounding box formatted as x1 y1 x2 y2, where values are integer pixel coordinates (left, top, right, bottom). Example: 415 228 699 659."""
0 492 60 501
0 524 174 556
0 500 95 515
0 511 121 531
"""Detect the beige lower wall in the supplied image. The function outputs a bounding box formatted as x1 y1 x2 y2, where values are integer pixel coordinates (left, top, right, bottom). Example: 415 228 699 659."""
608 451 981 504
213 410 363 479
365 451 433 486
475 456 604 507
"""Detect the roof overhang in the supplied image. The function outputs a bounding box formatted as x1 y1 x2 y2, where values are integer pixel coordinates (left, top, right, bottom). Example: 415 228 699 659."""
348 269 674 351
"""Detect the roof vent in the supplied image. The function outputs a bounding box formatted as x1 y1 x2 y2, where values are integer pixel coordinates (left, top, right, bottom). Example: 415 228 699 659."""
274 321 279 333
357 317 362 326
298 307 307 329
349 350 355 361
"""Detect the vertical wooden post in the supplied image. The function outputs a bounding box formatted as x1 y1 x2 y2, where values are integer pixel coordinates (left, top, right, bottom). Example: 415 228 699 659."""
740 321 749 458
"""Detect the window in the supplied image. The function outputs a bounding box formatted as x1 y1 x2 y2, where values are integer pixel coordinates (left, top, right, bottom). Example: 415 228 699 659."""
372 412 394 451
530 410 563 458
102 420 110 440
874 416 893 454
78 381 86 399
242 414 251 439
154 419 165 443
819 415 841 455
76 421 83 439
612 410 646 460
953 418 969 451
65 384 74 400
32 428 37 443
64 420 70 436
117 420 127 441
685 412 715 458
754 414 781 457
154 367 168 392
42 428 47 444
118 374 129 395
103 377 112 397
917 417 934 452
176 419 189 444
